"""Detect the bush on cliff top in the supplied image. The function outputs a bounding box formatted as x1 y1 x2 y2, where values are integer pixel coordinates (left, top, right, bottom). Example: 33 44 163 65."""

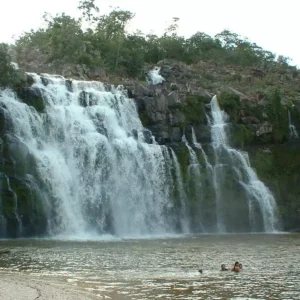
0 43 26 89
13 0 297 79
0 43 16 88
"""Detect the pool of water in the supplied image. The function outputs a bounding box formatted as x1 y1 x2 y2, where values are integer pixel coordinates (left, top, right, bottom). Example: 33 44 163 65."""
0 234 299 299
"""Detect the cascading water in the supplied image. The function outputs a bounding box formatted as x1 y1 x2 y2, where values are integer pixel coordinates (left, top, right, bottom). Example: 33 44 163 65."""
0 73 283 237
0 74 186 238
182 135 206 231
288 110 299 139
208 96 280 232
146 67 165 85
170 149 189 233
191 128 212 170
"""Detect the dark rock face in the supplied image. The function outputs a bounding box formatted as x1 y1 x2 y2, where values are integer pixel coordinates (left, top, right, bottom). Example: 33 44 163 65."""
16 87 47 112
126 64 211 146
79 91 98 107
0 173 47 238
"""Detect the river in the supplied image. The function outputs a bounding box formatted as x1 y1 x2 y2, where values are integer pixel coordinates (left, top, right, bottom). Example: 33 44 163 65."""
0 234 299 299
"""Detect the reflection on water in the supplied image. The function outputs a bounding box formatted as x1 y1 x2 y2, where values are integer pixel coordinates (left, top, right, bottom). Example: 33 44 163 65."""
0 234 300 299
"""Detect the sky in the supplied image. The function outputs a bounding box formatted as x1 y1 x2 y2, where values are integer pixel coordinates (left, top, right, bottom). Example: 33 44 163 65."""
0 0 299 66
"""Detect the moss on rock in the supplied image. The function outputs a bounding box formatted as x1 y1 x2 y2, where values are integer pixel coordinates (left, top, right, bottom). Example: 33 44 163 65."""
249 142 300 231
183 95 207 124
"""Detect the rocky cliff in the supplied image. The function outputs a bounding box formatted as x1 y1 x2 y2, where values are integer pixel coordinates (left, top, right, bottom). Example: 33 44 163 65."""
126 59 300 231
1 59 300 236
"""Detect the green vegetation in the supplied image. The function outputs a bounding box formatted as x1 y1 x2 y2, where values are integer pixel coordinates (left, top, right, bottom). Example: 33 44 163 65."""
265 89 289 143
250 146 300 231
4 0 296 79
218 91 241 121
0 43 29 89
0 44 17 88
183 95 207 124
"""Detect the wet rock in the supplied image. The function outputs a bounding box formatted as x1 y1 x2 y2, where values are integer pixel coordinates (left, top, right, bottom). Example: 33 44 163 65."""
124 82 151 98
40 76 49 86
0 106 6 136
134 98 146 113
131 129 138 140
170 127 182 142
142 129 153 144
0 157 15 177
148 124 169 144
65 79 73 92
25 73 34 86
79 91 98 107
192 125 211 144
17 87 47 113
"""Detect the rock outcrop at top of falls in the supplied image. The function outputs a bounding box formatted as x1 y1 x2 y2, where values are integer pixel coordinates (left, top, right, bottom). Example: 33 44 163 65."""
1 59 300 238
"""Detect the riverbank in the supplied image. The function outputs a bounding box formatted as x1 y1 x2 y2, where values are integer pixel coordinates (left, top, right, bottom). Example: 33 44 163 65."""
0 272 96 300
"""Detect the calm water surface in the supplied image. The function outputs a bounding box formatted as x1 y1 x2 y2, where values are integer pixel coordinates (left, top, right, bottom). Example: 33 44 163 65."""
0 234 299 299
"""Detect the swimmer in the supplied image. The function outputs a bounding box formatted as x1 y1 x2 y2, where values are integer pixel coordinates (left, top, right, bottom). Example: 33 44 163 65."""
232 261 240 272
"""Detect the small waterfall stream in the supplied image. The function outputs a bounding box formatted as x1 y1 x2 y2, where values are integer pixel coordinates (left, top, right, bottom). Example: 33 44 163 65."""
288 110 299 139
208 96 280 232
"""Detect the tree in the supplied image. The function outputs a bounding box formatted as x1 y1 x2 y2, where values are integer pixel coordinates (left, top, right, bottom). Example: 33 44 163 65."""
185 32 223 62
78 0 99 22
165 17 180 36
0 43 16 88
94 9 135 71
215 30 243 49
44 13 84 62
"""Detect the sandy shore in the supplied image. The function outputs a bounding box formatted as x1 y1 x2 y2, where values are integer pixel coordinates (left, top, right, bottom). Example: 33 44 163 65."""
0 272 97 300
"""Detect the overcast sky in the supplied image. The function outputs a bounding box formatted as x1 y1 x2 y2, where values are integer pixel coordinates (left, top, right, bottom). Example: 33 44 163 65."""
0 0 299 66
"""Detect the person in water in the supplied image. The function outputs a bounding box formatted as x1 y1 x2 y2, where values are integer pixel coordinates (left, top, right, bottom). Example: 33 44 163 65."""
221 264 229 271
232 261 240 272
239 263 243 270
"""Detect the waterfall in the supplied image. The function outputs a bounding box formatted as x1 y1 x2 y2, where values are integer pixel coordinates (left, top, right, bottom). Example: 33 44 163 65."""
191 128 213 174
182 134 206 231
0 73 185 238
147 67 165 85
208 96 280 232
288 110 299 139
0 72 283 237
170 149 189 233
